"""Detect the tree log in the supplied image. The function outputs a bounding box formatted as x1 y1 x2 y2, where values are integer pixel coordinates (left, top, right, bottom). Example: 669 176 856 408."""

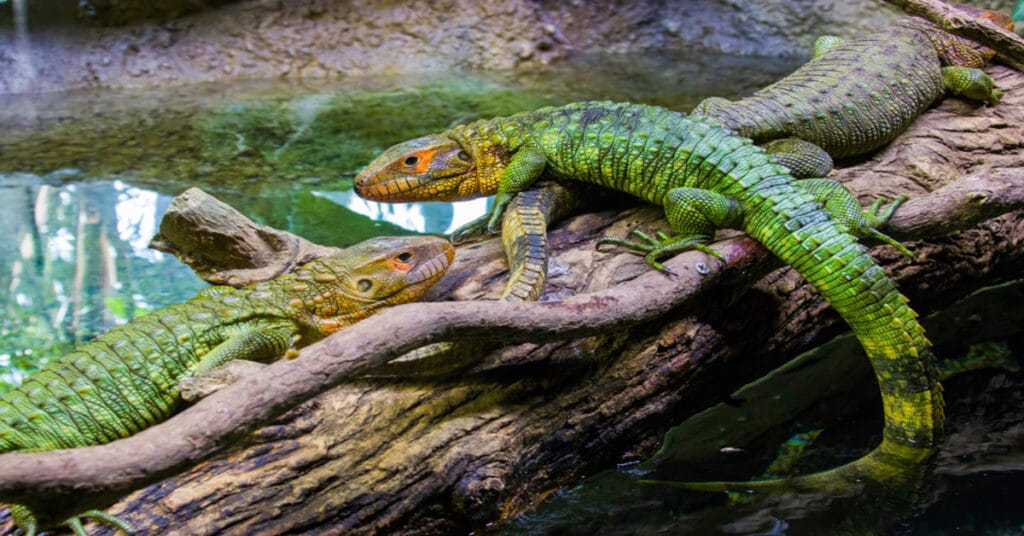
2 66 1024 535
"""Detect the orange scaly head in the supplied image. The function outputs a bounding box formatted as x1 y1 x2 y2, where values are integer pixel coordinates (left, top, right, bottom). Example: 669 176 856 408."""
354 133 505 202
931 7 1015 67
278 235 455 338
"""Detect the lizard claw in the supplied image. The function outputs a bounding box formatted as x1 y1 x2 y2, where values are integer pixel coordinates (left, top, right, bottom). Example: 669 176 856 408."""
646 255 679 276
861 195 915 260
450 215 493 243
597 228 721 273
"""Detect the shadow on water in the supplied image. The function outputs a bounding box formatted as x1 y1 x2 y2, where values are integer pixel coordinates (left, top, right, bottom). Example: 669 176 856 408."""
500 281 1024 535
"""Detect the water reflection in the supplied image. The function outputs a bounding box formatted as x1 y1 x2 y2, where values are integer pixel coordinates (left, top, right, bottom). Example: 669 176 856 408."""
0 175 205 392
318 189 490 235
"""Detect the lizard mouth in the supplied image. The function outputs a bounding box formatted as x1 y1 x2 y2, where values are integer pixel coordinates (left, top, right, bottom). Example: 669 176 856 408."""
353 167 476 202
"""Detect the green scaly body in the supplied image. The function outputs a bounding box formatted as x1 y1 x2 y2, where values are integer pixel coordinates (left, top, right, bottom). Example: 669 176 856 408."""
1 235 453 535
355 101 941 486
357 9 1010 306
693 12 1009 160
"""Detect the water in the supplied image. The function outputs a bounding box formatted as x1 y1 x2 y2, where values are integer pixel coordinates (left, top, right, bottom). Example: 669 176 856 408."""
2 50 1020 534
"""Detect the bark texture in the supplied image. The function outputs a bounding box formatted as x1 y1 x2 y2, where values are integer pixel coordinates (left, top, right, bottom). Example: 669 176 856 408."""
2 67 1024 536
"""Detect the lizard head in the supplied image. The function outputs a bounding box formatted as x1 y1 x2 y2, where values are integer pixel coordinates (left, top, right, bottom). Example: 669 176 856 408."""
931 7 1014 67
354 133 505 202
284 235 455 336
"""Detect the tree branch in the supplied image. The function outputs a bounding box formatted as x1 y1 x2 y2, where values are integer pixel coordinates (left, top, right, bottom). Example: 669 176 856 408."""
148 187 339 286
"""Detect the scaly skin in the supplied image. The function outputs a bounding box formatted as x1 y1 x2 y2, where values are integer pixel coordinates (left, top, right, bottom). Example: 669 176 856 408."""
357 8 1011 309
0 235 454 536
355 101 940 492
692 8 1012 159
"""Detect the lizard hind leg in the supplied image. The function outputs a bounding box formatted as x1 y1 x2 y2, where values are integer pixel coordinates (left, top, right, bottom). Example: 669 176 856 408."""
10 504 38 536
9 504 133 536
596 188 744 272
761 138 834 179
797 178 914 259
942 66 1002 105
80 509 134 535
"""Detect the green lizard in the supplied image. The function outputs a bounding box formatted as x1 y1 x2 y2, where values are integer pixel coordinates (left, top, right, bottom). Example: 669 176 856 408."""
0 235 454 536
354 101 939 492
356 8 1011 306
693 6 1011 173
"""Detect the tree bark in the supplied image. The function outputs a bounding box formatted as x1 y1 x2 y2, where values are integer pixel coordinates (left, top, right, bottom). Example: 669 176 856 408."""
2 66 1024 535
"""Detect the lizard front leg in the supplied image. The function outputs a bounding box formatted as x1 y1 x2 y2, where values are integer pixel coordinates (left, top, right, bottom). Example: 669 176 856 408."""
598 188 744 272
193 319 299 375
450 146 547 241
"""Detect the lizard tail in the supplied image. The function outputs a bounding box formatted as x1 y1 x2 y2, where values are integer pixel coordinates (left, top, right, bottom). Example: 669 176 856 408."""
684 181 944 491
642 437 936 494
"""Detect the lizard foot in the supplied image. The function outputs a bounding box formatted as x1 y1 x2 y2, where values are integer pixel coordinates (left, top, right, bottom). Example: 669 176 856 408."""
860 195 914 259
450 214 494 244
597 229 724 274
11 504 133 536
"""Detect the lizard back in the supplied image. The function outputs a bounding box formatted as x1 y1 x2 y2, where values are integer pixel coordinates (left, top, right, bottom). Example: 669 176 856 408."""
466 101 940 448
700 20 946 158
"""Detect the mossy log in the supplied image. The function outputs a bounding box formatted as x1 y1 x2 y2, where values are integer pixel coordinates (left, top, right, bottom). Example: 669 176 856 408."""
2 66 1024 535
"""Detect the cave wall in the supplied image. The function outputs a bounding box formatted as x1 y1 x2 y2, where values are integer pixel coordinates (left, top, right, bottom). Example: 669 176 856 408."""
0 0 1012 95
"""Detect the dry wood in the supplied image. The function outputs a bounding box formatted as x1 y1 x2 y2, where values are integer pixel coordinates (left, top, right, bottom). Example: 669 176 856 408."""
2 67 1024 536
148 187 340 286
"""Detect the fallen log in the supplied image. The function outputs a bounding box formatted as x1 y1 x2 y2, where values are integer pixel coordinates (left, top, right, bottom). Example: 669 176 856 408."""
1 66 1023 535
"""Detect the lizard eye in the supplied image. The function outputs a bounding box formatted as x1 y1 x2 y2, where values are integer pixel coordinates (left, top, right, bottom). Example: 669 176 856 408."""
357 279 373 292
457 150 470 162
396 251 413 262
403 155 419 167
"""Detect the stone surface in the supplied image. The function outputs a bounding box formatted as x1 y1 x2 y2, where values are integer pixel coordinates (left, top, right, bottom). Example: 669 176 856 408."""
0 0 1012 95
